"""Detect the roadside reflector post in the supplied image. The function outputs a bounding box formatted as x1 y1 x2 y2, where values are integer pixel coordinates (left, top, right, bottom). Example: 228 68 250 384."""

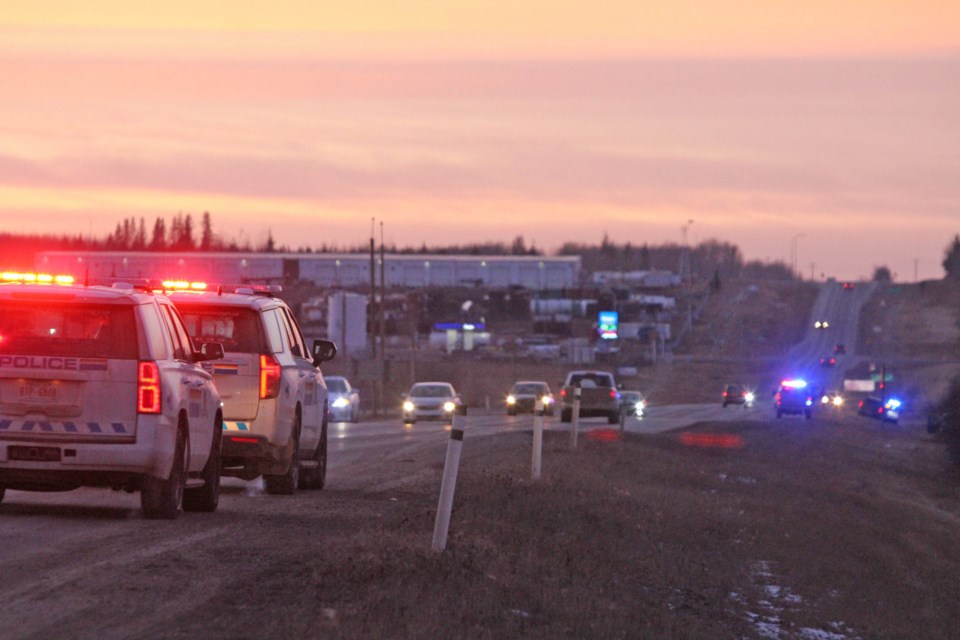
571 386 581 449
532 400 544 480
432 403 467 552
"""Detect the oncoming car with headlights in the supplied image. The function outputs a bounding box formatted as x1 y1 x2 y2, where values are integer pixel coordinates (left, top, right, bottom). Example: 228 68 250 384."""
402 382 460 424
619 390 647 418
0 273 225 519
506 381 554 416
326 376 360 423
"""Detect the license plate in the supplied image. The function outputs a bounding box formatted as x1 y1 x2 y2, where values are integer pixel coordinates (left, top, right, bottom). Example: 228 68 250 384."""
9 446 62 462
18 381 59 404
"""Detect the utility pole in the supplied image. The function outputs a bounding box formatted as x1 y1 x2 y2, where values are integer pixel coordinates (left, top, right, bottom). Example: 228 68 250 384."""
379 221 386 421
369 218 376 359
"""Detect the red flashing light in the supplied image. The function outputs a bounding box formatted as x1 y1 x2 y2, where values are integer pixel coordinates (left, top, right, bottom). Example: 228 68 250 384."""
259 354 281 399
560 389 567 398
229 436 260 444
137 361 161 414
609 389 618 399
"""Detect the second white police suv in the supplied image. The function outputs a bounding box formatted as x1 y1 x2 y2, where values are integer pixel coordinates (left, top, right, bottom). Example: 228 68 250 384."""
0 273 225 519
169 285 337 494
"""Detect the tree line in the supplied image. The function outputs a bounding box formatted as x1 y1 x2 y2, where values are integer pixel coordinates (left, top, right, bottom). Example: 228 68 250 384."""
3 213 958 283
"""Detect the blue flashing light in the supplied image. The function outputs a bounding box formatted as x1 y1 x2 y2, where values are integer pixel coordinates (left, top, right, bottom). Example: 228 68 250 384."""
805 399 813 406
885 399 902 410
434 322 486 331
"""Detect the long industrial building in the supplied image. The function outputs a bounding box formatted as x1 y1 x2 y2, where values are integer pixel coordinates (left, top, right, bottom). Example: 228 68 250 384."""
35 251 581 290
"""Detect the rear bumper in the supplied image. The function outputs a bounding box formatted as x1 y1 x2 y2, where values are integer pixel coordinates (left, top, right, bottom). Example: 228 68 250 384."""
0 418 178 489
562 404 618 417
220 432 287 480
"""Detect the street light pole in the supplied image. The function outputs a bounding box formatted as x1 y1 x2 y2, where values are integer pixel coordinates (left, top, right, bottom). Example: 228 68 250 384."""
790 234 805 279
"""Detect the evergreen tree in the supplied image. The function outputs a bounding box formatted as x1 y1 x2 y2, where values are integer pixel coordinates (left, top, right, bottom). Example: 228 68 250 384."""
150 217 166 250
200 212 214 251
942 234 960 280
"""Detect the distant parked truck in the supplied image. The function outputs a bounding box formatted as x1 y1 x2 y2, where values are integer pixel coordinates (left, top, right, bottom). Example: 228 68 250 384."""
559 370 621 424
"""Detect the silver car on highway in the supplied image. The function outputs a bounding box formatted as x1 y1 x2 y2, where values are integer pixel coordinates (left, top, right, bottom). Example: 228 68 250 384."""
402 382 460 424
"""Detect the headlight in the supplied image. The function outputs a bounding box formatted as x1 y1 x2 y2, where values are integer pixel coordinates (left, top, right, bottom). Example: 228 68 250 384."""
332 397 350 409
506 395 516 405
744 392 755 403
541 396 553 405
443 401 456 413
403 400 415 412
832 396 844 407
821 395 830 405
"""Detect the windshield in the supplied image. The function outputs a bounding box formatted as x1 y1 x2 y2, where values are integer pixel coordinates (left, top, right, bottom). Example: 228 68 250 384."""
176 305 263 353
327 378 349 393
0 301 138 359
410 385 453 398
512 383 547 395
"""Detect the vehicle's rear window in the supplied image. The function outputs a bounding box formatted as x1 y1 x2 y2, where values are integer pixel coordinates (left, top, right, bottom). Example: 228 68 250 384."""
0 301 138 359
177 306 264 354
569 373 614 388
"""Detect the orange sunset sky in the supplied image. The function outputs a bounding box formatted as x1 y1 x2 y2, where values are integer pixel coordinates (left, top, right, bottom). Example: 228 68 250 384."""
2 1 958 279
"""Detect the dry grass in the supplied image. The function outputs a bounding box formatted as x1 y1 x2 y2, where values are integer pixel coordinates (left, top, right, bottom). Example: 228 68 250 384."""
199 417 960 640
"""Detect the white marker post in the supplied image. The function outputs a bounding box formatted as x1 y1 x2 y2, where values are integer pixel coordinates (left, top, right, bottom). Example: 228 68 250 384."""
432 403 467 552
532 399 544 480
571 386 581 449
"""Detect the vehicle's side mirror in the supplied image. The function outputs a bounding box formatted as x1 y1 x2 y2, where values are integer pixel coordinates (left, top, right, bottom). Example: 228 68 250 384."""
196 342 224 362
312 339 337 365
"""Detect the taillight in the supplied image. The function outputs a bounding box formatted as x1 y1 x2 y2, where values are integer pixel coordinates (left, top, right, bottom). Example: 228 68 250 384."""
609 389 618 399
260 354 281 399
138 361 161 414
560 389 567 398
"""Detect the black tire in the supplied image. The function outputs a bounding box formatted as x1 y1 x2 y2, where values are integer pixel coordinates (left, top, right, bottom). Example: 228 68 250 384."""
805 410 812 420
299 417 328 490
561 408 572 423
142 425 187 520
723 403 728 408
183 413 222 513
265 416 300 495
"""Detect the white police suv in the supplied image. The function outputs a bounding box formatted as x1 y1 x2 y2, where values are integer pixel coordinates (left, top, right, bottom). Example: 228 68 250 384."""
169 285 337 494
0 273 225 519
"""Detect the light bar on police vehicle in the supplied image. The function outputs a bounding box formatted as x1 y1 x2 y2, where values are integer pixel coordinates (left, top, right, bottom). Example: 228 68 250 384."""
1 271 75 285
161 280 208 291
781 379 807 389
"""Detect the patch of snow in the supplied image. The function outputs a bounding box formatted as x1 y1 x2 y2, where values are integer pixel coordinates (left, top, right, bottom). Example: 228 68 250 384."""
799 627 847 640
